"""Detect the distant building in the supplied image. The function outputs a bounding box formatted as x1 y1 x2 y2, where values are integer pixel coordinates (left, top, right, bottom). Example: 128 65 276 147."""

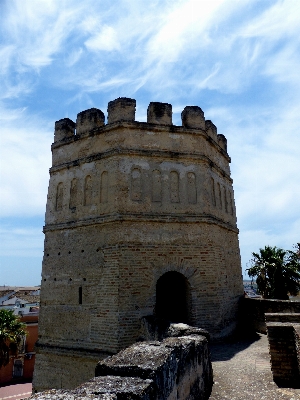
0 286 40 315
243 280 261 298
0 287 39 385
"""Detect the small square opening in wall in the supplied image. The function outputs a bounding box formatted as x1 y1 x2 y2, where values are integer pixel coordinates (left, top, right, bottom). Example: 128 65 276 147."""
79 286 82 304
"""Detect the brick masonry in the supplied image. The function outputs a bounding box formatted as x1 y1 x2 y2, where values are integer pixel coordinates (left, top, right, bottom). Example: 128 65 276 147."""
266 321 300 388
265 312 300 388
33 98 243 391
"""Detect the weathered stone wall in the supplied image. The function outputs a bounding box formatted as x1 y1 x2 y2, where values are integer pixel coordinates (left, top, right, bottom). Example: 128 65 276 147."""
34 98 243 390
266 318 300 388
31 333 213 399
32 348 107 391
241 298 300 333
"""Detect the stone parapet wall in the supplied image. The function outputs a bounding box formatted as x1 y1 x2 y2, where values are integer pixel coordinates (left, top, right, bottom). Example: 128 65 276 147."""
265 313 300 323
240 298 300 334
30 333 213 400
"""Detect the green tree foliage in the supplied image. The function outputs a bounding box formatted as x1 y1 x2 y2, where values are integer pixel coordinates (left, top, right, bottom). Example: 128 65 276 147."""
247 244 300 300
0 309 27 368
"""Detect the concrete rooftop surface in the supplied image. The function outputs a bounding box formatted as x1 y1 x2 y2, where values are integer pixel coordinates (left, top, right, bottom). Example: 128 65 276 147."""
209 333 300 399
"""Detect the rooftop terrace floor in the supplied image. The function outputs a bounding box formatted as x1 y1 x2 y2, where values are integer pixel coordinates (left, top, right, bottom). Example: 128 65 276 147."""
209 333 300 399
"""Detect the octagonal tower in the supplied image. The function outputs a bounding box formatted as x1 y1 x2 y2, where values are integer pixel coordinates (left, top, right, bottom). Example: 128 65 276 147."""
33 98 243 391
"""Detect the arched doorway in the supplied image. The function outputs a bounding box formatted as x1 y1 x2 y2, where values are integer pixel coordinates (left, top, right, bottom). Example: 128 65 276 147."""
155 271 191 323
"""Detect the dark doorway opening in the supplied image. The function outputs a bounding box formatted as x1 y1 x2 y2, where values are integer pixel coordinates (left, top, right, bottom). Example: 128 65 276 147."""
155 271 190 323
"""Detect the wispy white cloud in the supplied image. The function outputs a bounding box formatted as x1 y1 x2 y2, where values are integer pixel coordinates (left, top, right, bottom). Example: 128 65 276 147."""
64 48 84 67
0 0 299 280
2 0 82 69
0 109 52 217
145 0 224 63
0 45 15 76
241 0 300 40
2 0 299 99
85 26 121 52
263 43 300 85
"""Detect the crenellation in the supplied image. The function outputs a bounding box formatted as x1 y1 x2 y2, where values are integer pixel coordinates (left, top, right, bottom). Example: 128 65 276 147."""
54 118 75 142
147 102 172 125
76 108 105 135
107 97 136 124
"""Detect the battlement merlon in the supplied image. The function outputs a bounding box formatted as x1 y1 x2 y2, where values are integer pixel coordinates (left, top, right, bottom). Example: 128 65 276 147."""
52 98 230 168
54 118 75 142
76 108 105 135
107 97 136 124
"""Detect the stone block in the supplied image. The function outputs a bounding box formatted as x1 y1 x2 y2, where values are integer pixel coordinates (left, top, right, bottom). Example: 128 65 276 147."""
163 335 213 400
54 118 75 142
76 108 105 135
77 376 154 400
181 106 205 129
217 134 227 152
139 317 210 342
147 102 172 125
107 98 136 124
167 322 210 341
95 341 177 398
205 120 217 138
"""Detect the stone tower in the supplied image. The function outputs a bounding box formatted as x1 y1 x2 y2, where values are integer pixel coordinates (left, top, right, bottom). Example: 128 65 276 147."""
33 98 243 391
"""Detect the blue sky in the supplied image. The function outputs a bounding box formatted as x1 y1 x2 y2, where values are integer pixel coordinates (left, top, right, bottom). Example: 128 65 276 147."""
0 0 299 286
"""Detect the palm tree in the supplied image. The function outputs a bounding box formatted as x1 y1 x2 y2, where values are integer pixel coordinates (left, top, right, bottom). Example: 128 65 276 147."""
247 245 300 300
0 309 27 368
